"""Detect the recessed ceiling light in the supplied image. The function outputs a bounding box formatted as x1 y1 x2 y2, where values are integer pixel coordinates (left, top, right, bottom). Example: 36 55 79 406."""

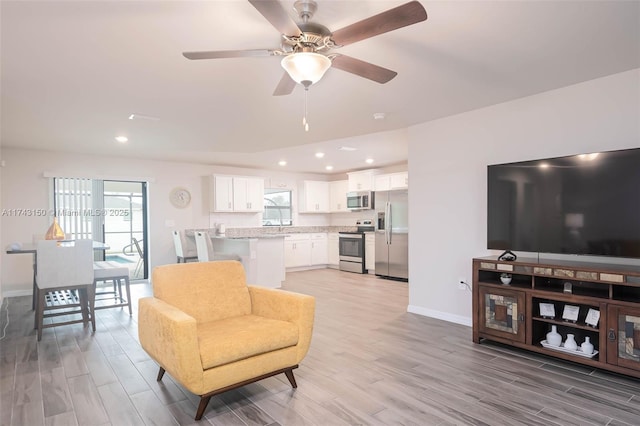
315 152 325 158
365 158 374 164
373 112 386 120
115 136 128 143
129 113 160 121
338 146 357 151
579 153 599 161
325 165 333 171
278 160 287 166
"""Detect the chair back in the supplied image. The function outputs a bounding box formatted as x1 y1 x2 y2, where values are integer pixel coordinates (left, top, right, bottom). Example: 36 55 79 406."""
132 238 144 257
172 231 185 257
36 239 94 289
194 231 213 262
152 260 250 323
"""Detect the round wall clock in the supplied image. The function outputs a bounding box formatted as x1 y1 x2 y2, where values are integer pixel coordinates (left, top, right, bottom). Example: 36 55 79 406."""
169 187 191 208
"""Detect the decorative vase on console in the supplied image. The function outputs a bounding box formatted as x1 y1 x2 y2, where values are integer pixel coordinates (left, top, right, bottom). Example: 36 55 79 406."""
546 325 562 347
581 336 594 355
564 334 578 351
500 273 512 285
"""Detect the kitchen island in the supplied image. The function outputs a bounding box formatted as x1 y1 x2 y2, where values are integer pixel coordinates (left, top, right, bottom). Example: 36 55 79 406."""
184 230 285 288
211 235 285 288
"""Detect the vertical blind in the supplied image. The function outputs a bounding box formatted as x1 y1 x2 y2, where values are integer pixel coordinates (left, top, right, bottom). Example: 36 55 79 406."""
53 177 93 240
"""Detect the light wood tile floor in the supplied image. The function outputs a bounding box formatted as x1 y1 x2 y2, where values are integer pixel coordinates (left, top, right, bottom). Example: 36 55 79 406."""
1 268 640 425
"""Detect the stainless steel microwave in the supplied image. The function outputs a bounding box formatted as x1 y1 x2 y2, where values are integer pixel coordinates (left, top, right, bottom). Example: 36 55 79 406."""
346 191 374 211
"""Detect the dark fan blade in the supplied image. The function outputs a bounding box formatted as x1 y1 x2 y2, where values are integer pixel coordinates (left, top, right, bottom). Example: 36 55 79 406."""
249 0 302 36
331 55 397 84
183 49 276 60
331 1 427 47
273 72 296 96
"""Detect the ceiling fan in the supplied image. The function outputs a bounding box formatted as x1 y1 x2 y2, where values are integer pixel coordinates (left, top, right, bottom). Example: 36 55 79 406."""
183 0 428 96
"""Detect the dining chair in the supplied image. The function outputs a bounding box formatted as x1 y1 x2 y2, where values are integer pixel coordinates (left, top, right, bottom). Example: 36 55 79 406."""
132 238 144 278
123 237 144 278
172 230 198 263
194 231 241 262
35 239 95 340
93 260 132 315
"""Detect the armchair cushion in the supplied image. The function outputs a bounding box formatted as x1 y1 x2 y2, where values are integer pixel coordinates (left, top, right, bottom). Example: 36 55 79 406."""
198 315 298 369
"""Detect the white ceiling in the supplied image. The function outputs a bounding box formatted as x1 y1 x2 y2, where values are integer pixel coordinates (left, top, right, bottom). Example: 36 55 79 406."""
2 1 639 174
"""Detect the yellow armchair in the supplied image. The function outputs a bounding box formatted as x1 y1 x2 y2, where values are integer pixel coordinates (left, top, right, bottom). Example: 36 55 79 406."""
138 261 315 420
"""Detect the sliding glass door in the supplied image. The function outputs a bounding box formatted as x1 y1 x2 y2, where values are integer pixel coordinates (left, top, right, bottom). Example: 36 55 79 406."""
102 181 147 279
52 178 148 279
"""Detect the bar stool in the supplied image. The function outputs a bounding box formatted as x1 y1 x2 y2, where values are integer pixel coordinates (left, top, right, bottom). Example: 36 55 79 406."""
194 231 241 262
93 261 132 315
172 230 198 263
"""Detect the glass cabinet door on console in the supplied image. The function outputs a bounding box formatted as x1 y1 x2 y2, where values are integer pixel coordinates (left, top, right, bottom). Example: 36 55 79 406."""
607 305 640 373
478 286 526 343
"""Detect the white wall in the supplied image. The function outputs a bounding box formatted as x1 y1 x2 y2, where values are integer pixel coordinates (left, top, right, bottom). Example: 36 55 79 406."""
407 69 640 326
0 149 329 296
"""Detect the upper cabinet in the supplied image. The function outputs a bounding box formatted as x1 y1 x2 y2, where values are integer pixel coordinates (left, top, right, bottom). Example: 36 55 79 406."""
210 175 264 212
211 175 234 212
300 180 330 213
233 177 264 212
375 172 408 191
347 170 379 192
329 180 349 212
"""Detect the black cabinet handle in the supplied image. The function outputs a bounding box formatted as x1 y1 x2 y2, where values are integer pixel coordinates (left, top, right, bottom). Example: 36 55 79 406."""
608 328 616 341
518 313 525 322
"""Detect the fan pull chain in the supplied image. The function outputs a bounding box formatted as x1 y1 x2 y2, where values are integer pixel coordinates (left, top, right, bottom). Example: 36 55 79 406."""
303 86 309 132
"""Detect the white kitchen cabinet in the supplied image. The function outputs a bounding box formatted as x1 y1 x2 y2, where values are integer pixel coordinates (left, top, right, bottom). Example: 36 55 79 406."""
210 175 264 212
284 234 311 268
233 177 264 212
375 172 408 191
300 181 330 213
329 180 349 212
365 233 376 273
390 172 408 189
211 175 234 212
310 233 328 265
347 169 379 192
374 174 391 191
267 177 295 190
328 232 339 267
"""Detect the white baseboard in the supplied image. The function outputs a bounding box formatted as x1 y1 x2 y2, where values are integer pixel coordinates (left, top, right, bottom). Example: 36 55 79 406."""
407 304 472 327
2 290 32 298
286 265 327 273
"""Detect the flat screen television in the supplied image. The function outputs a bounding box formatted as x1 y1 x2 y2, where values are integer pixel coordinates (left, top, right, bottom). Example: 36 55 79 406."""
487 148 640 259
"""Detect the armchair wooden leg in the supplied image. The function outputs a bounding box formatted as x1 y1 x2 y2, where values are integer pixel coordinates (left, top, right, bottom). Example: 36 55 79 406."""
284 368 297 388
195 395 212 421
157 367 165 381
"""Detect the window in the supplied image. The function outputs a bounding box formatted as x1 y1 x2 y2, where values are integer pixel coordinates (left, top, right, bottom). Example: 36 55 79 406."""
263 189 292 226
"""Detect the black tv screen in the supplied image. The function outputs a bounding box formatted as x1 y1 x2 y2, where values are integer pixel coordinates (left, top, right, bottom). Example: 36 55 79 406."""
487 148 640 259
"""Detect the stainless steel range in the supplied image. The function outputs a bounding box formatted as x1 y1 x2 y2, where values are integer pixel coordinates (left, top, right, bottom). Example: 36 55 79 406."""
339 220 375 274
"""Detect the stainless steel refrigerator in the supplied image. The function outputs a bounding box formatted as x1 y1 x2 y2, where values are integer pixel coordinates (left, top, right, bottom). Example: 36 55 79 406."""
375 190 409 280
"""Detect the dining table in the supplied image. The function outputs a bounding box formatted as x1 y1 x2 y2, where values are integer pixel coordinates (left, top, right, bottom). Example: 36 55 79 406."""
6 240 111 309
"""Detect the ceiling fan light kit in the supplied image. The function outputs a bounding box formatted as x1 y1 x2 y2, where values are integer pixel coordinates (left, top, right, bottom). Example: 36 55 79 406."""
280 52 331 85
183 0 427 130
